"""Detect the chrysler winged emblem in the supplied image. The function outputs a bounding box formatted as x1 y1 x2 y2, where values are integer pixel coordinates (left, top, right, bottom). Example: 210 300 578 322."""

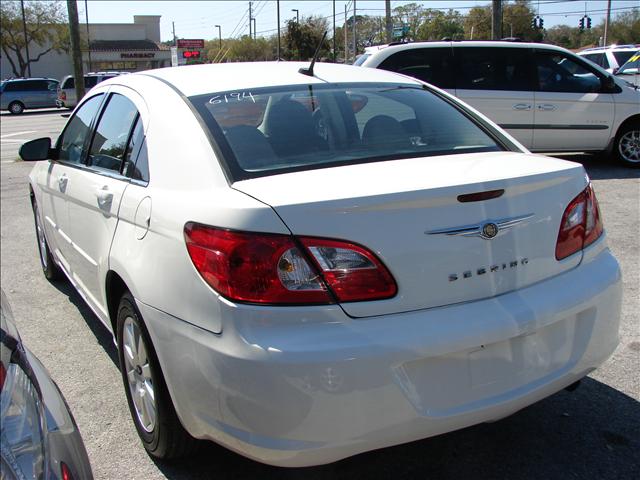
426 214 534 240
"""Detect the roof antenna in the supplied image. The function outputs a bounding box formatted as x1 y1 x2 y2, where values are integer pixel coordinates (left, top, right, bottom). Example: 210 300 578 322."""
299 30 328 77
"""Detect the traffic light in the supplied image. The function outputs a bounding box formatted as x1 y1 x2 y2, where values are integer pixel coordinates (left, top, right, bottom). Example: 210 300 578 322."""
539 17 544 29
531 15 544 30
586 16 592 29
531 17 536 29
579 17 585 30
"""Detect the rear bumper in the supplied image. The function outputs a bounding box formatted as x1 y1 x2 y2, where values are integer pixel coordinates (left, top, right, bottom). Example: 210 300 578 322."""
140 246 622 467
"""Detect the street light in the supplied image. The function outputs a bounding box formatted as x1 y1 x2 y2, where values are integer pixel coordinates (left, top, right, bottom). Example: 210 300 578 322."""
215 24 221 51
292 8 299 23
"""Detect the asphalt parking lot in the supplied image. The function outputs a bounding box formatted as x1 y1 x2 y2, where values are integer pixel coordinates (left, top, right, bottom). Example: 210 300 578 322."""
1 110 638 479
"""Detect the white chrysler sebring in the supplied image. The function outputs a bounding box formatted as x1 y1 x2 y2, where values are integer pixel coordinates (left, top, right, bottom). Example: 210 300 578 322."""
20 62 622 467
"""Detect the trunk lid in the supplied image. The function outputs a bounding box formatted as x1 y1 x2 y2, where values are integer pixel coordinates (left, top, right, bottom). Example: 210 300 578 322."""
233 152 588 317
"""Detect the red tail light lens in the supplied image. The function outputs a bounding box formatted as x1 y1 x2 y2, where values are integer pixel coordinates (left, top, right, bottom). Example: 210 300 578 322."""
61 462 74 480
60 91 66 101
555 184 604 260
300 237 397 302
184 223 397 304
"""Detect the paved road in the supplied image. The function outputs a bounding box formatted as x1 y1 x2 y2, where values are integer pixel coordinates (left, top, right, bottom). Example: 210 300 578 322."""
1 112 638 479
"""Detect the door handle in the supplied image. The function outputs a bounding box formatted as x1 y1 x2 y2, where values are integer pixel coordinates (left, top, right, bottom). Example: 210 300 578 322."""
58 174 68 192
96 186 113 210
537 104 557 111
512 103 532 111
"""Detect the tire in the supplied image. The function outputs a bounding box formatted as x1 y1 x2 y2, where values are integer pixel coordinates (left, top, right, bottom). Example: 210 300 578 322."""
32 201 62 281
116 292 197 459
614 121 640 167
8 101 24 114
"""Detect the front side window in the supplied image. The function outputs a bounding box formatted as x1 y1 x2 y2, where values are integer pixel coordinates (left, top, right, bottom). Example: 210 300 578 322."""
583 52 610 70
454 47 533 91
379 48 455 89
58 94 104 164
190 83 505 181
87 93 138 172
613 50 637 68
535 51 602 93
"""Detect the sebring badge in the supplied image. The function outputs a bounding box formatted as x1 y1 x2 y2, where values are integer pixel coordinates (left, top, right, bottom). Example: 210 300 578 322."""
426 213 534 240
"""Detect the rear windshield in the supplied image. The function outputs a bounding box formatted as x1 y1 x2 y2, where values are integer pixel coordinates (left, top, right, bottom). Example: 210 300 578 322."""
190 83 506 181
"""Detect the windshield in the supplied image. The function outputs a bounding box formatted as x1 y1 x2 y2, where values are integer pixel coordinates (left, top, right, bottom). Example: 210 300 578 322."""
353 54 371 66
190 83 506 181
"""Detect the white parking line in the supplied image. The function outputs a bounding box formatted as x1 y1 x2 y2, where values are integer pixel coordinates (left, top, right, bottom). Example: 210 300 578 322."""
1 130 36 138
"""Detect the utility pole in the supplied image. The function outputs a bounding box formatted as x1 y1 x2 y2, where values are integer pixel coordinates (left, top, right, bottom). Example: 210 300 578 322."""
385 0 392 43
249 2 252 38
252 18 256 39
344 4 348 63
277 0 280 59
84 0 92 73
66 0 85 102
172 21 177 46
352 0 357 63
332 0 336 62
491 0 502 40
215 25 221 51
603 0 611 46
20 0 32 77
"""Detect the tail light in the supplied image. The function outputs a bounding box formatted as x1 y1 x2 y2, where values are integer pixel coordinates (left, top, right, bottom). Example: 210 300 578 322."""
184 223 397 305
555 184 603 260
60 91 66 100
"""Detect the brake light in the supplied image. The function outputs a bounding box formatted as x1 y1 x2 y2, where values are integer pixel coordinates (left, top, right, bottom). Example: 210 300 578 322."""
61 462 74 480
184 223 396 304
60 91 66 100
555 184 603 260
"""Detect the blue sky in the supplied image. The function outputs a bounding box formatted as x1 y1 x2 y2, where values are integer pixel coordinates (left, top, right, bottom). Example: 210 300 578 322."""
78 1 639 43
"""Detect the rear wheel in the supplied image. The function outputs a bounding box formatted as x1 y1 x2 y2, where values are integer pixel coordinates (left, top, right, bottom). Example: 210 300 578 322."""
32 201 62 281
116 292 197 459
8 101 24 114
614 122 640 167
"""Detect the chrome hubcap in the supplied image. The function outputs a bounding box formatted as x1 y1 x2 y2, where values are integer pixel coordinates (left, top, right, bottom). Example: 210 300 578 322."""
10 103 22 113
619 130 640 163
123 317 156 432
35 208 48 269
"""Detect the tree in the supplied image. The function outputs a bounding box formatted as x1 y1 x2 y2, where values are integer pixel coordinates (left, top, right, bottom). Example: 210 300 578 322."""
1 1 69 77
416 9 465 41
464 5 492 40
605 8 639 45
502 0 542 42
283 15 329 61
392 2 427 40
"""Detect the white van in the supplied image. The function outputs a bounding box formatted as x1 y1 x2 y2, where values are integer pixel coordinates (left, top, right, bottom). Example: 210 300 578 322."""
358 41 640 167
56 72 128 109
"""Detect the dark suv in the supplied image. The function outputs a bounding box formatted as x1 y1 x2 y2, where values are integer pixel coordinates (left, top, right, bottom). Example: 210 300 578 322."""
0 78 59 114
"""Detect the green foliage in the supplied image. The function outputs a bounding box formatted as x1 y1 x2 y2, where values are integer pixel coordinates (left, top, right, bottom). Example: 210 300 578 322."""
283 15 330 61
1 0 69 77
416 9 465 41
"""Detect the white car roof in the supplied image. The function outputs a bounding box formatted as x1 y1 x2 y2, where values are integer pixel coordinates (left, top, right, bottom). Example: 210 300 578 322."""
131 61 422 97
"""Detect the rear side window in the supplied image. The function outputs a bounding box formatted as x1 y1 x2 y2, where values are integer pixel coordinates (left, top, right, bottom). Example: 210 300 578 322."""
62 77 74 89
190 83 505 181
3 82 20 92
87 93 139 172
378 48 455 89
454 47 533 91
123 117 149 183
582 52 610 70
613 50 637 68
85 76 99 88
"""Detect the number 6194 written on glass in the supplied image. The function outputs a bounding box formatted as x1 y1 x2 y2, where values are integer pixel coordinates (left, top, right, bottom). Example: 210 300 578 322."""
209 92 255 104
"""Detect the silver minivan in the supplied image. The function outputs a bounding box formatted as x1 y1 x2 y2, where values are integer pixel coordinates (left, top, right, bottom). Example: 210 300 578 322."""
0 78 59 114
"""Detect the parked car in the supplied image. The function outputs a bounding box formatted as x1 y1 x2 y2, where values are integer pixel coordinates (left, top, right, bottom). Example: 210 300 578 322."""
577 44 639 73
615 52 640 87
0 77 59 114
1 289 93 479
20 62 622 467
57 72 128 109
358 41 640 167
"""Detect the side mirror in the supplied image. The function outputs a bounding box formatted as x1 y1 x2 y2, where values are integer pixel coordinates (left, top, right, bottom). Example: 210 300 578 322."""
19 137 54 161
601 75 619 93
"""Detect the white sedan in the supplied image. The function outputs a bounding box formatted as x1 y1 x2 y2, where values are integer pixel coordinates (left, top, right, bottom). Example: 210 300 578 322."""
20 62 622 467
